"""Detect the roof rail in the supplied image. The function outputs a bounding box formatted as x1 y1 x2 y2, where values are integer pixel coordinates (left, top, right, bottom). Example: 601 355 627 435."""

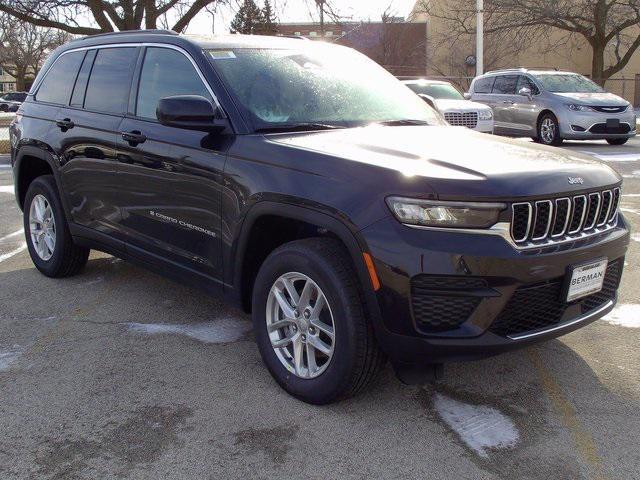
73 29 178 42
483 66 561 75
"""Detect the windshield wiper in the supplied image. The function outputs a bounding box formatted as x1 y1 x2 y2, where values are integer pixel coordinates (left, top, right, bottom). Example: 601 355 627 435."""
376 119 431 126
255 123 344 133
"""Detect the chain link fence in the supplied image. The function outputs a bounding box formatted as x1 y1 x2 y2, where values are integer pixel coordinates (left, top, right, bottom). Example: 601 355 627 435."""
0 113 13 155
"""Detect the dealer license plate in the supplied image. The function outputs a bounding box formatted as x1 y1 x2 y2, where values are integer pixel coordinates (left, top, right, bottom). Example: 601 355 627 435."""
566 259 608 302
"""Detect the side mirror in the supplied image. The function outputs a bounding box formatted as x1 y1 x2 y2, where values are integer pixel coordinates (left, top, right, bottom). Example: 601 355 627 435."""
518 87 532 99
418 93 436 109
156 95 229 133
463 93 471 100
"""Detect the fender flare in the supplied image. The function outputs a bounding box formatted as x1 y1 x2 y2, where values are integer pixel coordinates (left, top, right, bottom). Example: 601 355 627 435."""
13 145 66 213
229 201 384 328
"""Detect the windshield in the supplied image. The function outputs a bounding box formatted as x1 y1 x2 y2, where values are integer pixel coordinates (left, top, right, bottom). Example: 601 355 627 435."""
532 74 604 93
406 82 464 100
207 46 442 131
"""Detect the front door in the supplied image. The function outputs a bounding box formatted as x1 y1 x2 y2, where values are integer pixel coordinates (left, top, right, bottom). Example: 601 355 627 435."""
114 46 227 284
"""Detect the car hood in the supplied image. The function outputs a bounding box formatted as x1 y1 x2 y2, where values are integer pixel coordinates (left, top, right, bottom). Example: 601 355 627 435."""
268 125 621 200
433 98 492 113
553 92 629 106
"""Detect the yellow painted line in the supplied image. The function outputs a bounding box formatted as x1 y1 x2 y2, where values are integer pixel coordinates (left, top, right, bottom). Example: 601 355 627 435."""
528 348 609 480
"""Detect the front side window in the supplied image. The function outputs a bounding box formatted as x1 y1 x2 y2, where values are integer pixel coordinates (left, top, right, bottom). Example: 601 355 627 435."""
84 47 137 114
473 76 495 94
136 47 213 120
532 74 604 93
492 75 518 95
406 82 464 100
207 45 442 131
517 76 540 95
35 51 85 105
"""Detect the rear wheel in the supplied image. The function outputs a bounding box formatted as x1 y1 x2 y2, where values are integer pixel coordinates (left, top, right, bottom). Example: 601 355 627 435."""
607 138 629 146
252 238 385 404
537 113 563 146
23 175 89 277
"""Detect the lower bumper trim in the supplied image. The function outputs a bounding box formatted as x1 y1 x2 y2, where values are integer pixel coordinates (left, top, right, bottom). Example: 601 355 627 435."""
507 298 614 340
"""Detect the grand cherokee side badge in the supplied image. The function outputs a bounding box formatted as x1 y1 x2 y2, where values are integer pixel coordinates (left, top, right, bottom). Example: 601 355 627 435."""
568 177 584 185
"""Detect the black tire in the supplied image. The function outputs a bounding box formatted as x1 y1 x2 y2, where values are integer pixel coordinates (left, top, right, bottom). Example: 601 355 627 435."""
536 113 563 146
252 238 385 404
23 175 89 277
0 105 7 112
607 138 629 146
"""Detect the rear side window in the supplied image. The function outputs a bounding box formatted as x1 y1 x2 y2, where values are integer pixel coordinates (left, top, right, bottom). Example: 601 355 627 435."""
84 47 138 114
136 47 213 120
35 51 85 105
473 76 495 94
492 75 518 94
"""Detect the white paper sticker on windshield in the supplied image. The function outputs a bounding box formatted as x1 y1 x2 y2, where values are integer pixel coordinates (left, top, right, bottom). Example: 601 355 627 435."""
209 50 236 60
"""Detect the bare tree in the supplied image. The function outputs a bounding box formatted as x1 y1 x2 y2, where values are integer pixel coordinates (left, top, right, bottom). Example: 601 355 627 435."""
415 0 640 85
0 14 69 90
0 0 223 35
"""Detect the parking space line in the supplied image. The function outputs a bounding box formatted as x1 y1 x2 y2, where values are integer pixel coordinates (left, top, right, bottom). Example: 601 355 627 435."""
528 349 609 480
0 243 27 263
0 229 23 242
0 185 14 194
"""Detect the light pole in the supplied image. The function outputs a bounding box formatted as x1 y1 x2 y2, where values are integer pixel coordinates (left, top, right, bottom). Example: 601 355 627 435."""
476 0 484 77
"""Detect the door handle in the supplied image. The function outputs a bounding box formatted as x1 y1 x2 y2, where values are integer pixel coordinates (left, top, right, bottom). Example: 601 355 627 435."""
56 118 74 131
502 101 514 105
121 130 147 146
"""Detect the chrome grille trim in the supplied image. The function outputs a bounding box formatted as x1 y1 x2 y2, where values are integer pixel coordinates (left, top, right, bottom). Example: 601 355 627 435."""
568 195 587 234
444 111 478 129
511 203 532 242
532 200 553 241
510 189 621 248
551 197 571 238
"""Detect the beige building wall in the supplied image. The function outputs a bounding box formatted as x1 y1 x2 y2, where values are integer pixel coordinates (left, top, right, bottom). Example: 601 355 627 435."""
411 0 639 104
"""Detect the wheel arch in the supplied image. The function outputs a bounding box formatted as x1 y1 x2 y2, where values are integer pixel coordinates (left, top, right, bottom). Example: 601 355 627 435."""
230 202 383 325
14 146 61 210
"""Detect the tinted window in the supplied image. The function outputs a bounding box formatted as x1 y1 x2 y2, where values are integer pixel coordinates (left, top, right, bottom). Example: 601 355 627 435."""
84 47 137 114
517 76 539 95
36 51 85 105
136 47 212 120
492 75 518 94
70 50 97 108
473 76 495 94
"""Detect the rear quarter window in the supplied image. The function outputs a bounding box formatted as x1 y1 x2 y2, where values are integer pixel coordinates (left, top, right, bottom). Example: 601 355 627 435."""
35 51 85 105
473 76 495 94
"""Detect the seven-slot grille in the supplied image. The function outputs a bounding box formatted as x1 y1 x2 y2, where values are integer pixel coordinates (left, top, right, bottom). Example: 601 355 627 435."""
444 112 478 129
511 187 620 246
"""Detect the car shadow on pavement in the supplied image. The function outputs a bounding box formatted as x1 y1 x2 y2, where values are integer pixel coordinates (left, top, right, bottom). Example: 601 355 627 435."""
0 256 638 479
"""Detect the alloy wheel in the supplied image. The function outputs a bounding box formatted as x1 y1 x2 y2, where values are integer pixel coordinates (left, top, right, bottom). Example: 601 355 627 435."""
29 194 56 261
266 272 335 379
540 117 556 144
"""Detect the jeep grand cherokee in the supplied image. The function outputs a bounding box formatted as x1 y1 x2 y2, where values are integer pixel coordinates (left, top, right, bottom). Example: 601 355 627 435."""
9 31 630 404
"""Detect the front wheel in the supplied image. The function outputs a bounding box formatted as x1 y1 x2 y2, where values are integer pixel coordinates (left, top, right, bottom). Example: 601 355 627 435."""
537 113 563 146
607 138 629 146
252 238 385 404
23 175 89 277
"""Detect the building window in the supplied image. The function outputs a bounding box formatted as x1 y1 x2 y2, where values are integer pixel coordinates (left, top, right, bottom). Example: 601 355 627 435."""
325 31 333 36
294 31 301 36
309 31 317 37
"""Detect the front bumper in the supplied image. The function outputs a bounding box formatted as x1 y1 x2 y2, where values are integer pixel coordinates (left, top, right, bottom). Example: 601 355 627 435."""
559 109 636 139
473 118 494 134
360 214 630 363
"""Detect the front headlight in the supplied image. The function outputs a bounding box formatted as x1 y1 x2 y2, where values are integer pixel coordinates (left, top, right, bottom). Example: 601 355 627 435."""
386 197 506 228
565 104 593 112
478 109 493 120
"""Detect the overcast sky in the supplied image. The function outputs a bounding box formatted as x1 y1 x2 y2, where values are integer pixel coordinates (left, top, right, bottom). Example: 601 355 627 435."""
185 0 418 35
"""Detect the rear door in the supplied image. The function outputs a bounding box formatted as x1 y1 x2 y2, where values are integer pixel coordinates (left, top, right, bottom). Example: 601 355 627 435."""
55 46 138 236
490 75 519 135
114 46 227 284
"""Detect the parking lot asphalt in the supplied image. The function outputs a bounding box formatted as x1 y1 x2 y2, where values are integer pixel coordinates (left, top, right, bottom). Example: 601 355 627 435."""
1 137 640 480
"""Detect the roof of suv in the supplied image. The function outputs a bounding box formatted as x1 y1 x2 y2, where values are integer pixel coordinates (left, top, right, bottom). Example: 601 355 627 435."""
482 68 575 76
65 29 314 51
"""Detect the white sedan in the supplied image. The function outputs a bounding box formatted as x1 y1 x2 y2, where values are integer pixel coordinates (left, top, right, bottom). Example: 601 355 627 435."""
403 79 494 134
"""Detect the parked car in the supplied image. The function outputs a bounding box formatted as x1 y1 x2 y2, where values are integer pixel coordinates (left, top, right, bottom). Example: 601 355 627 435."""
468 68 636 146
0 91 28 112
11 31 629 404
403 79 494 133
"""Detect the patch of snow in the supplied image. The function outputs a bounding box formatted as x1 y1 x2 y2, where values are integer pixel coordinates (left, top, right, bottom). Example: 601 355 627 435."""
0 346 23 371
0 185 14 194
127 318 250 344
0 242 27 263
632 234 640 243
433 393 519 458
623 170 640 179
603 304 640 328
579 151 640 162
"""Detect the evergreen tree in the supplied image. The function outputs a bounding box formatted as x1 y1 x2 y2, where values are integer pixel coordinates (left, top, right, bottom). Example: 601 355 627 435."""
260 0 278 35
230 0 265 35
